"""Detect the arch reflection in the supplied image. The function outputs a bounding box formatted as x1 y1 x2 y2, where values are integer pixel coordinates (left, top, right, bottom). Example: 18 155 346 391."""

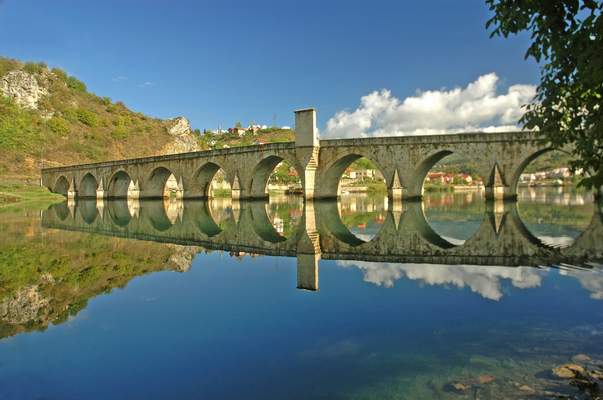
422 191 486 246
107 198 135 227
78 199 99 224
42 194 603 267
140 200 175 232
52 201 71 221
183 200 224 237
517 187 594 248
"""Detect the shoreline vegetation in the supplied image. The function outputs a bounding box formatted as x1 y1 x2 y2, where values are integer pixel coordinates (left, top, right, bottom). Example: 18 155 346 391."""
0 181 63 210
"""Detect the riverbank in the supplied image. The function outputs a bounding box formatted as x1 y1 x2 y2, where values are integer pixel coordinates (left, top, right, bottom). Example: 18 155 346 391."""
0 181 64 210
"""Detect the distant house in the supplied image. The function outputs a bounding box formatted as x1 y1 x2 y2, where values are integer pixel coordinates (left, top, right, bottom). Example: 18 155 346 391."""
248 124 262 134
426 172 453 184
459 174 473 184
550 167 571 178
348 169 376 179
520 173 536 183
228 127 246 136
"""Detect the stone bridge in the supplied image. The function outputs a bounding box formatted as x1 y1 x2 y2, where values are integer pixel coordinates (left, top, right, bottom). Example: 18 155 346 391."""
42 198 603 291
42 109 551 201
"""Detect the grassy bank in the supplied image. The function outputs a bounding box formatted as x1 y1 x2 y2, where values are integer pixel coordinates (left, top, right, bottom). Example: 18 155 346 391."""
0 181 64 210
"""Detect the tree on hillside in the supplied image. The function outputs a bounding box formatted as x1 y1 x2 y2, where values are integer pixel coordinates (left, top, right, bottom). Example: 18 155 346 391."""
486 0 603 191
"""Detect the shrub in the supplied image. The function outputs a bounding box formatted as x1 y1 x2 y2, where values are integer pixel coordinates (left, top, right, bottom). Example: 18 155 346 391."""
51 67 68 82
23 62 47 75
111 127 128 139
0 57 20 77
67 76 86 92
47 117 70 136
76 109 99 127
62 108 78 123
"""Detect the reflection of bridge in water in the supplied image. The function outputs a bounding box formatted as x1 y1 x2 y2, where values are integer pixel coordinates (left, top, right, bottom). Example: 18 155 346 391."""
42 197 603 291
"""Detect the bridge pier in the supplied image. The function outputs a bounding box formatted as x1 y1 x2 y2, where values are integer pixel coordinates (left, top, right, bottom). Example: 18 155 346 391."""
295 108 320 200
296 254 319 291
296 199 321 291
387 170 403 201
484 185 517 201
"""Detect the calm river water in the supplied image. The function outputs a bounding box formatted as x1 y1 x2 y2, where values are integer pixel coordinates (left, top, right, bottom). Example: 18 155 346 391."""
0 188 602 399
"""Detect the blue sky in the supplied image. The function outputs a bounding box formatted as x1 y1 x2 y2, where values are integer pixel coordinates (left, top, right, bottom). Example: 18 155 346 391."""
0 0 538 133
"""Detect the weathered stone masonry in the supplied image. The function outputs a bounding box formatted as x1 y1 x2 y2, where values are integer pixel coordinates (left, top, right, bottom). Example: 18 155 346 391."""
42 109 549 201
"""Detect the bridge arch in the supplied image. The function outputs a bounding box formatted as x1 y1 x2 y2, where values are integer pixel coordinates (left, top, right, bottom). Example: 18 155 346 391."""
511 148 595 248
79 173 98 199
195 162 230 198
508 147 555 197
319 153 387 199
107 170 134 199
249 155 303 199
145 166 179 199
53 175 70 196
410 150 454 198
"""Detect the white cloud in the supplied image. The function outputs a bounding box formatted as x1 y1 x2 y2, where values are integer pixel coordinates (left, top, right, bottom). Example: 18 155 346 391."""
324 73 536 138
337 261 546 301
561 269 603 300
138 81 154 88
112 76 128 82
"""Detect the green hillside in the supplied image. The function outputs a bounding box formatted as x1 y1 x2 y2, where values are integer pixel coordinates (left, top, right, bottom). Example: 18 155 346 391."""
0 57 191 182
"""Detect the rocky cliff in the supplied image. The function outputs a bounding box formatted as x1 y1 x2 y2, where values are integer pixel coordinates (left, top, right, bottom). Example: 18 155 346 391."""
163 117 200 154
0 70 48 110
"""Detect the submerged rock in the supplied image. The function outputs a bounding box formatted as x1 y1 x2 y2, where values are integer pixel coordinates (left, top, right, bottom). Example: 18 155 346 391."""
518 384 535 393
552 363 586 379
478 374 495 384
591 369 603 380
445 381 470 393
571 354 592 363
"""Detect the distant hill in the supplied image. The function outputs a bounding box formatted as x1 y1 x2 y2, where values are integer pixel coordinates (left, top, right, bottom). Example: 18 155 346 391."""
0 57 200 182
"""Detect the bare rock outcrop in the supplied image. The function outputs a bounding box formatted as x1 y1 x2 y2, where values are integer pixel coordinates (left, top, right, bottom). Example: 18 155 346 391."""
0 70 48 109
0 285 49 325
166 244 199 272
162 117 200 154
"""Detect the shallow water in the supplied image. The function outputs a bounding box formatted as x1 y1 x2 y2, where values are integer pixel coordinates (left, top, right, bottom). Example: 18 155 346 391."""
0 188 602 399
